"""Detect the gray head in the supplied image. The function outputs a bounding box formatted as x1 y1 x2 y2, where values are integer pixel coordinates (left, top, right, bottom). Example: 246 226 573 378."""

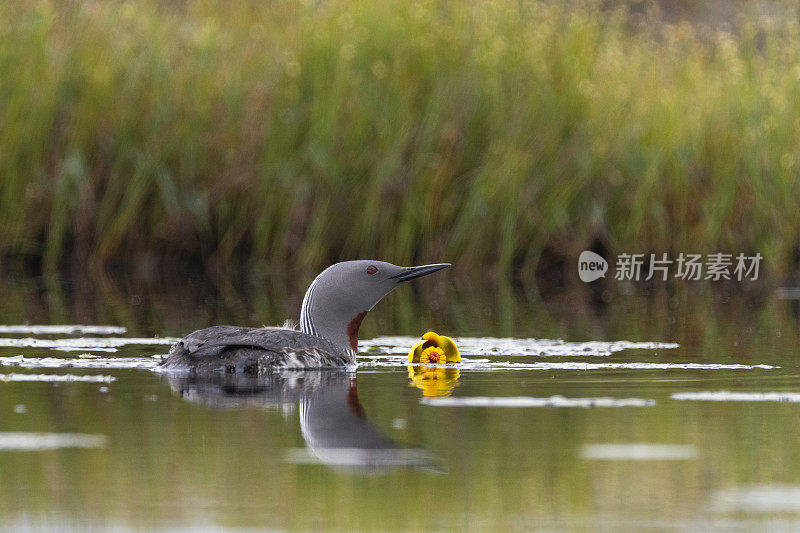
300 260 450 353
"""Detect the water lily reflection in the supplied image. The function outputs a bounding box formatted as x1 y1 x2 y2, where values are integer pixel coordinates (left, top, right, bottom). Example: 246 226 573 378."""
407 365 461 397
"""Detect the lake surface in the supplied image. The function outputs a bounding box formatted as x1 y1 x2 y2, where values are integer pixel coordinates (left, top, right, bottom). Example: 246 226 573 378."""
0 275 799 531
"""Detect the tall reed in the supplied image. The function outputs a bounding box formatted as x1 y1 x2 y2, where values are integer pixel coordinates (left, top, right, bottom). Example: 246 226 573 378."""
1 0 799 281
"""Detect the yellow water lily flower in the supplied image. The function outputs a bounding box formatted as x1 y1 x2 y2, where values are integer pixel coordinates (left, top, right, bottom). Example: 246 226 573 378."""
407 365 460 397
408 331 460 364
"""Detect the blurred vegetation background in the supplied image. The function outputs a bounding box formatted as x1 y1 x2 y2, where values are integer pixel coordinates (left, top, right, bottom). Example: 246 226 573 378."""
1 0 799 287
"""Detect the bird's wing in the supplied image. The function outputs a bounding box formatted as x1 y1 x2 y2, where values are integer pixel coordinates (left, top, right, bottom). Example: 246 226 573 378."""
172 325 265 357
168 326 350 368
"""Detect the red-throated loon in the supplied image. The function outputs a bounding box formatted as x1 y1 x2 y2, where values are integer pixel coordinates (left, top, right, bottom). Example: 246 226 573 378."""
160 260 450 374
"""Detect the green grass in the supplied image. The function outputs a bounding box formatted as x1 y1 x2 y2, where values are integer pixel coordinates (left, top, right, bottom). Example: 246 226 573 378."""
1 0 799 281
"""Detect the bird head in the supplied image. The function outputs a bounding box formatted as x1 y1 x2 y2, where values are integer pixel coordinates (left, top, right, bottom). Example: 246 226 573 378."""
300 260 450 353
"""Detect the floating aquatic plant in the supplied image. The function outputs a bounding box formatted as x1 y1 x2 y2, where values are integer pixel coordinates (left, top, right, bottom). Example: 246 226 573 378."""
408 332 460 364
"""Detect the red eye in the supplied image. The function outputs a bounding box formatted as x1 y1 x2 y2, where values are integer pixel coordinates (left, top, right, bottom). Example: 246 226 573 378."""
366 265 377 275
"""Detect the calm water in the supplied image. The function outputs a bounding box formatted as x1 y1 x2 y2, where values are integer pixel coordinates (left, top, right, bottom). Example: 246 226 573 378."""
0 275 799 531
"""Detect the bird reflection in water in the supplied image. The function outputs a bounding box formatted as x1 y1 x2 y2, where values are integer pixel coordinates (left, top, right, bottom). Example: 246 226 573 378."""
165 371 437 473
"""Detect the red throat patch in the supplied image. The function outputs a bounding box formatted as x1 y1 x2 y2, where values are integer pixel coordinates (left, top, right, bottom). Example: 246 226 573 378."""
347 311 368 351
347 383 365 418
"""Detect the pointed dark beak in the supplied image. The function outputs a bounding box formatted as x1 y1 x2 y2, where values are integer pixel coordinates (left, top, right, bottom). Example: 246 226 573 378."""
390 263 451 283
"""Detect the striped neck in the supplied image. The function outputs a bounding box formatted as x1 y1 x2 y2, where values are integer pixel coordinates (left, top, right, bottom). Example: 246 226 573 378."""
300 272 360 357
300 273 321 337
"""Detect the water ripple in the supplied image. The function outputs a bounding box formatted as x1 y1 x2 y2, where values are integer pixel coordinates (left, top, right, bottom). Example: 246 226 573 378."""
362 336 679 357
0 325 127 335
0 432 106 451
422 396 655 407
0 373 116 383
712 485 800 513
0 356 160 370
0 354 776 373
0 337 176 352
359 356 777 371
581 443 698 460
672 391 800 402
